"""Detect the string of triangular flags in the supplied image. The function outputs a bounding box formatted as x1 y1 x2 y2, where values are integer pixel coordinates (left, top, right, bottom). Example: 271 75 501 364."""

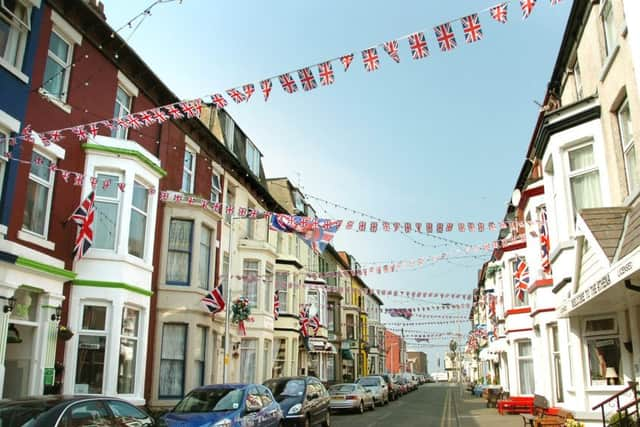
0 1 563 147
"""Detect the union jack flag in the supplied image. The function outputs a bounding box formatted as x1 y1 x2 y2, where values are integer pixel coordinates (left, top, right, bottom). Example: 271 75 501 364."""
461 14 483 44
202 285 225 315
520 0 536 19
261 79 273 101
182 100 202 118
299 305 310 337
514 257 529 301
211 94 228 108
47 130 63 142
71 126 89 141
139 112 155 126
434 22 457 52
126 114 143 129
550 0 562 5
297 68 317 91
87 124 99 137
151 109 169 124
340 54 354 71
70 191 96 261
539 207 552 275
226 88 246 104
269 214 342 254
310 312 320 336
490 3 509 23
274 291 280 320
317 62 334 86
243 84 255 101
383 40 401 63
408 32 429 59
362 48 379 72
166 104 184 119
279 73 298 94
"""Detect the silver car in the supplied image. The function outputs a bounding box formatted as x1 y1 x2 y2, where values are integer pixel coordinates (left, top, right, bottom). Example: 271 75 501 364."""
328 383 375 413
356 375 389 406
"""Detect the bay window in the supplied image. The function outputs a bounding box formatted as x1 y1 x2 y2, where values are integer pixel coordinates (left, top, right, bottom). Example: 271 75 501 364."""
263 340 271 382
195 326 207 386
117 307 139 394
0 0 31 71
210 173 221 203
128 181 148 258
568 143 602 216
159 323 187 398
601 0 616 57
23 151 54 236
94 173 121 250
549 324 564 402
75 305 108 394
246 139 260 176
276 272 288 313
198 226 212 289
112 86 132 139
617 99 638 193
272 338 286 378
585 317 620 386
240 339 257 383
166 219 193 285
43 30 72 101
516 340 534 395
181 148 195 193
511 258 529 307
346 314 355 340
264 263 273 313
243 260 259 308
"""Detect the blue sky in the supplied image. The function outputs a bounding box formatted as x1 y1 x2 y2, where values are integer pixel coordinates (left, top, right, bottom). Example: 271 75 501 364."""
103 0 572 372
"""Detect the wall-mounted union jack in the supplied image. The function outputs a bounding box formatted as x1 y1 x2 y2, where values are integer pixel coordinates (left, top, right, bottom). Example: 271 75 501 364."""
539 207 552 275
70 191 96 261
202 285 225 315
514 257 530 301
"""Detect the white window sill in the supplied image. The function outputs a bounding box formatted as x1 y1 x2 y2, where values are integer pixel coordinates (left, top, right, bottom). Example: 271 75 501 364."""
600 45 620 82
18 230 55 251
80 249 154 272
37 88 72 114
0 58 29 84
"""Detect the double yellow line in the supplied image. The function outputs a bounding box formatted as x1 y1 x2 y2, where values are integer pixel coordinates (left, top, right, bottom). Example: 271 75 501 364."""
440 387 459 427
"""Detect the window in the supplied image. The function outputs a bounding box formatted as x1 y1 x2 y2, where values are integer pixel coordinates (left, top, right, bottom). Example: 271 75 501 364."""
263 340 271 382
199 226 212 290
94 173 121 250
307 289 319 323
23 151 54 237
0 128 8 202
511 258 529 307
246 203 255 239
276 272 288 313
61 401 110 427
210 173 221 203
159 323 187 398
0 0 30 70
223 113 235 154
43 30 72 101
327 354 335 382
246 139 260 176
195 326 207 387
617 100 638 193
346 314 355 340
75 305 108 394
240 339 257 383
549 324 564 402
118 307 139 394
243 260 259 308
516 340 534 395
293 191 305 213
166 219 193 285
573 61 583 100
568 144 602 216
182 149 195 193
225 189 235 223
602 1 616 57
222 253 229 300
265 263 273 314
272 338 286 378
585 317 620 386
112 86 132 139
128 181 148 258
106 400 150 424
369 325 376 347
327 303 334 332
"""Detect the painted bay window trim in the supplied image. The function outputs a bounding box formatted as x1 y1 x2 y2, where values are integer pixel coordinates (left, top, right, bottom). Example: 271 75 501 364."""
72 279 153 297
81 143 167 177
15 255 75 279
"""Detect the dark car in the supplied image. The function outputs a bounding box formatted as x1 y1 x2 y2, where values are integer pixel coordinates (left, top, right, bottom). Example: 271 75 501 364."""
264 376 330 427
160 384 282 427
0 395 155 426
380 374 400 401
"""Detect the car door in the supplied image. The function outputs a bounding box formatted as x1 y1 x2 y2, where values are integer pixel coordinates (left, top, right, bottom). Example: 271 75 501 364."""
105 400 154 426
313 380 329 421
57 400 117 427
243 386 263 427
304 381 318 424
258 385 280 427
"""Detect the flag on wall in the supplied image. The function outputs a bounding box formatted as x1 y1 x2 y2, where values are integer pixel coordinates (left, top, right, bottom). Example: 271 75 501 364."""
539 207 552 275
274 291 280 320
514 257 530 301
70 191 96 261
202 285 225 315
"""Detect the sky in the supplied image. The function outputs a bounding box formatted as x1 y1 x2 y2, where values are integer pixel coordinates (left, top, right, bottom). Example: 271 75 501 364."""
102 0 572 373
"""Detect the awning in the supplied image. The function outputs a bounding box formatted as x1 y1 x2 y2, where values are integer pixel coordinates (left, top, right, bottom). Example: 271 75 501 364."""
341 349 354 360
488 338 508 354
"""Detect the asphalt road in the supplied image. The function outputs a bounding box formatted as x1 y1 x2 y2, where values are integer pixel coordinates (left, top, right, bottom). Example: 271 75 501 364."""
329 383 519 427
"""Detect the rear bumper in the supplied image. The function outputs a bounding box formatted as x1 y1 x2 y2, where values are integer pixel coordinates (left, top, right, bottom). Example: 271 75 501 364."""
283 414 306 427
330 400 360 410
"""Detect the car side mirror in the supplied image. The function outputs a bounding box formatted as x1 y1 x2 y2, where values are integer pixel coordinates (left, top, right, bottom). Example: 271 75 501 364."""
245 399 262 413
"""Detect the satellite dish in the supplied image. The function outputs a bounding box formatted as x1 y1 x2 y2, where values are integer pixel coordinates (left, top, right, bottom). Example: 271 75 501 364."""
511 189 521 207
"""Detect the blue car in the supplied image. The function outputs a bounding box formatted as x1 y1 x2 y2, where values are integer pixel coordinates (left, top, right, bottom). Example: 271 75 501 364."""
160 383 283 427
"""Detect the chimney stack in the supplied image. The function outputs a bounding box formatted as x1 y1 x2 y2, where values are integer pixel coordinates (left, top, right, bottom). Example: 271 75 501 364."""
84 0 106 21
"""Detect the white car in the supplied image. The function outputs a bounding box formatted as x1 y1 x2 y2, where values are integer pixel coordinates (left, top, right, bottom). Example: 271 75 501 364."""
356 376 389 406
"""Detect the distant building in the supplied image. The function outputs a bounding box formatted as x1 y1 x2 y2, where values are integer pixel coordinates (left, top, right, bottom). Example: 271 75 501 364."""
407 351 428 375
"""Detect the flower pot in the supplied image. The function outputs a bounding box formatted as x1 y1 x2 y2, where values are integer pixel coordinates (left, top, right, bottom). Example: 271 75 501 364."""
58 328 74 341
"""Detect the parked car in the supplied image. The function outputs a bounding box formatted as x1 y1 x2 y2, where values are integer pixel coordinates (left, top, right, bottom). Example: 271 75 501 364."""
160 384 283 427
355 375 389 406
380 374 400 401
0 395 155 426
393 375 408 395
264 376 330 427
327 383 375 413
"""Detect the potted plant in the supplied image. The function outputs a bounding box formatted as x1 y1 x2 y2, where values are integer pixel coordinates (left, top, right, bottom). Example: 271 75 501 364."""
58 325 74 341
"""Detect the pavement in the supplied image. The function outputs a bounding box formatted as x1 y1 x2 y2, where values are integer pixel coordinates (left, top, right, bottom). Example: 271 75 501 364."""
331 382 522 427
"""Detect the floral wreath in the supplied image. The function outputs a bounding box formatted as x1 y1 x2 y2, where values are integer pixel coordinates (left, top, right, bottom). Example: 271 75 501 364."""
232 297 251 336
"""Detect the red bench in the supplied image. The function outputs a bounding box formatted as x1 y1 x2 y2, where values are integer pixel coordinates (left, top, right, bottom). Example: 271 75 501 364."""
497 396 534 415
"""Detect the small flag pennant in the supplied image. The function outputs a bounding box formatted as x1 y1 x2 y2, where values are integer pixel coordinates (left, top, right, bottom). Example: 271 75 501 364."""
461 14 483 44
279 73 298 94
297 68 317 91
520 0 536 19
243 84 255 101
434 22 457 52
317 62 335 86
362 48 380 72
211 94 228 109
490 2 508 23
408 32 429 60
383 40 400 63
261 79 273 101
340 54 354 71
226 88 246 104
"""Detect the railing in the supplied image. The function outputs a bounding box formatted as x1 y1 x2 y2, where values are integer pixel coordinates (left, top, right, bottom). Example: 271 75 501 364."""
592 382 639 426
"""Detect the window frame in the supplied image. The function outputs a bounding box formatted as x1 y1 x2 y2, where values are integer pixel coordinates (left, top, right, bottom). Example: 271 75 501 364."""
181 148 196 194
0 0 31 72
128 180 149 259
511 258 529 307
93 172 123 252
617 99 638 193
516 339 534 395
210 173 221 203
117 306 140 395
276 271 288 313
23 149 55 238
549 324 564 403
264 263 274 314
166 218 194 286
75 303 110 395
159 323 188 399
43 28 73 102
240 338 258 384
243 259 260 308
601 0 616 58
566 142 602 218
195 325 207 387
223 113 235 154
112 85 133 140
263 339 271 382
572 60 583 101
245 139 260 176
198 225 212 290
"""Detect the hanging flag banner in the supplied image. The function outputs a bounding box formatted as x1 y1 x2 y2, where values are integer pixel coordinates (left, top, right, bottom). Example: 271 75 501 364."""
490 3 509 23
340 53 355 71
317 62 335 86
269 213 342 254
297 68 318 91
362 48 380 72
408 32 430 59
434 22 457 51
520 0 537 19
383 40 401 63
461 14 483 44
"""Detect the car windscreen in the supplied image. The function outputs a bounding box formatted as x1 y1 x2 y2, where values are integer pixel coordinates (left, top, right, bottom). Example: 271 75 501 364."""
264 379 306 398
329 384 355 393
356 378 379 387
173 388 244 413
0 400 58 426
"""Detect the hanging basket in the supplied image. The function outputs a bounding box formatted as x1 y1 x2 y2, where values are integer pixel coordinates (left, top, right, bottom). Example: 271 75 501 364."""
58 325 74 341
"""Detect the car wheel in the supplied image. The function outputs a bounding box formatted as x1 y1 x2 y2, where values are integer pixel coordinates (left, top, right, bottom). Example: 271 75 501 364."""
370 399 376 411
358 400 365 414
322 411 331 427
